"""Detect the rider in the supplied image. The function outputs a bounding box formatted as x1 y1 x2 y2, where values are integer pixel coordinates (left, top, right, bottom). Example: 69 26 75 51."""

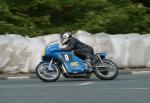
60 32 94 65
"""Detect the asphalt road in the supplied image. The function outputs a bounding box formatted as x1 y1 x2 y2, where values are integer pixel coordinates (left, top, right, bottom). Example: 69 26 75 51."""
0 74 150 103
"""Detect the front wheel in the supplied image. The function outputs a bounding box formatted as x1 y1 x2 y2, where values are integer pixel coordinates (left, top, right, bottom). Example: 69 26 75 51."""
35 62 60 82
93 59 118 80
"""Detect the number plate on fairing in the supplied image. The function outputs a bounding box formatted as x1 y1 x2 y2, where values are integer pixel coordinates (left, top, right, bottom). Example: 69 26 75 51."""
62 53 72 61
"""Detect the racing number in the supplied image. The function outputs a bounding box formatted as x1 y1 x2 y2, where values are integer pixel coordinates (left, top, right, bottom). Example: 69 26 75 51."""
65 54 69 61
62 53 72 61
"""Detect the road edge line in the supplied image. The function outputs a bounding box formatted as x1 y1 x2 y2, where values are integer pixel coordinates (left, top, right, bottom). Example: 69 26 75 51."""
132 71 150 75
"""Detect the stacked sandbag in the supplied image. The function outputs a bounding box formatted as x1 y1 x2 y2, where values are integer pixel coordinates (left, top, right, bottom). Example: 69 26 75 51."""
0 34 59 73
0 35 32 73
0 31 150 73
75 31 150 68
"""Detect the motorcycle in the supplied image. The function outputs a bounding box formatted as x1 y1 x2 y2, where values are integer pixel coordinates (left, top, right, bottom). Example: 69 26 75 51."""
35 43 118 82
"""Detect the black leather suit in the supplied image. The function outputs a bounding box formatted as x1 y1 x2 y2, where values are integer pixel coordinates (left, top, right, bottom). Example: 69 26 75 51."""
62 37 94 60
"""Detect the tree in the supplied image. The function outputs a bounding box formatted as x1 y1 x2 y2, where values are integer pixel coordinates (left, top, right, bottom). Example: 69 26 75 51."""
0 0 149 36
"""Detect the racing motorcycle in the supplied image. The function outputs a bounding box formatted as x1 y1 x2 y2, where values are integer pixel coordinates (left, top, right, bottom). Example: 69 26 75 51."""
35 43 118 82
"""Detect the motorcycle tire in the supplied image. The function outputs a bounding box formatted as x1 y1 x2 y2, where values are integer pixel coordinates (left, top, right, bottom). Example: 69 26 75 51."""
93 59 118 80
35 62 60 82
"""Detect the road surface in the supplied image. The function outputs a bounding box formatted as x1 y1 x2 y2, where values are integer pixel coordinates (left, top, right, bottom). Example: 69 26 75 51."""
0 74 150 103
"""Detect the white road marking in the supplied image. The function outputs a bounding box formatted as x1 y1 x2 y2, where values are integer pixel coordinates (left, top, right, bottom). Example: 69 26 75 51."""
132 71 150 75
1 84 150 91
7 76 30 79
98 88 150 90
0 84 76 89
77 82 95 86
0 82 95 89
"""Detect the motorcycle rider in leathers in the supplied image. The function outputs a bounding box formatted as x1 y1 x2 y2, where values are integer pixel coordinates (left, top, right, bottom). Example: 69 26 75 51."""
60 32 94 68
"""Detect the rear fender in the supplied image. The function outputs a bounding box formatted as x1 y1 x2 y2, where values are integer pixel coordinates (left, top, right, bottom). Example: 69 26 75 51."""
96 52 107 59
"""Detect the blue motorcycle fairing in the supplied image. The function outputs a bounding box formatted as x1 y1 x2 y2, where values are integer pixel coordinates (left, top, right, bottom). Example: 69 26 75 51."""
44 44 89 74
61 52 90 73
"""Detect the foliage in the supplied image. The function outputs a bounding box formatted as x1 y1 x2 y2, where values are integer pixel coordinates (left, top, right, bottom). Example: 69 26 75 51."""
0 0 150 36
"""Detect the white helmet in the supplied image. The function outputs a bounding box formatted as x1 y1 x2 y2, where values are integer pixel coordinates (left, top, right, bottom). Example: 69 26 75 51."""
60 32 71 45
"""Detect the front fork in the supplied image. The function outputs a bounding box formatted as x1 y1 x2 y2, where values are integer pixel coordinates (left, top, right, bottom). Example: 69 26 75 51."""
48 58 54 70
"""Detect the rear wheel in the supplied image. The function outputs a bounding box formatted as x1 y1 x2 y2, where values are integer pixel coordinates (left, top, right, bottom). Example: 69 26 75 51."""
35 62 60 82
93 59 118 80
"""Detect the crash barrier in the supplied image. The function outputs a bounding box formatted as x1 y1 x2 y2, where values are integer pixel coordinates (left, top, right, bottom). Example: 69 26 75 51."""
0 30 150 73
